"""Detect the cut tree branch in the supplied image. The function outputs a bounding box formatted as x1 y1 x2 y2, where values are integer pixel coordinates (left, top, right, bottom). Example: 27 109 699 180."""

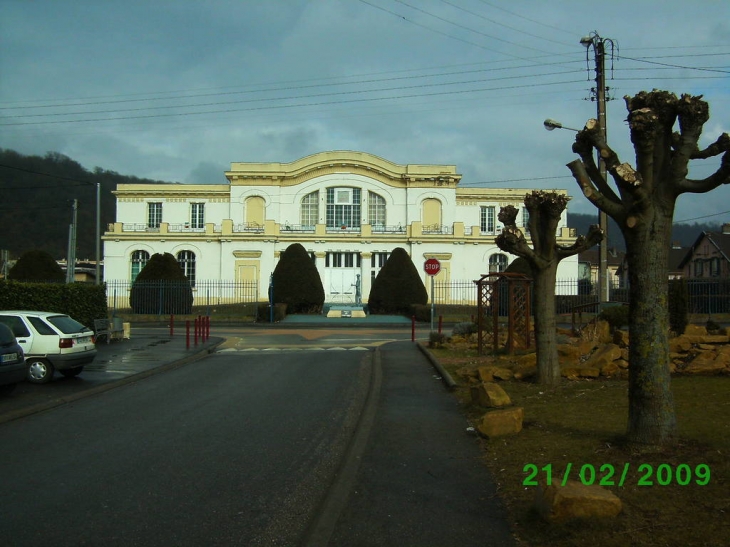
566 159 624 219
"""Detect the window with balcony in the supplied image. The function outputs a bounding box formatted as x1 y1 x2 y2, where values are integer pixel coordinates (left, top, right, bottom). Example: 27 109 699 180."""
368 192 386 228
177 250 196 286
300 191 319 229
326 187 361 229
190 203 205 229
131 250 149 281
480 206 495 234
148 202 162 229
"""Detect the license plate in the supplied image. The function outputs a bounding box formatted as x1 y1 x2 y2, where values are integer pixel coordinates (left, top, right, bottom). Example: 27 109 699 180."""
1 353 18 363
77 336 92 344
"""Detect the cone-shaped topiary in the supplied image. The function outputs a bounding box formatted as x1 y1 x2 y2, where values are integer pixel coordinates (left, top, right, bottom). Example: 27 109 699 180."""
8 249 65 282
272 243 325 314
130 252 193 314
368 247 427 315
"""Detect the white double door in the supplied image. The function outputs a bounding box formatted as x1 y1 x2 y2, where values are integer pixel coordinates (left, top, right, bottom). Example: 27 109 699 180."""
325 268 360 303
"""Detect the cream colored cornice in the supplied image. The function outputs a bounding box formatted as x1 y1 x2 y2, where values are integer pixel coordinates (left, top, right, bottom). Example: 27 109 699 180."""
225 150 461 189
113 184 230 199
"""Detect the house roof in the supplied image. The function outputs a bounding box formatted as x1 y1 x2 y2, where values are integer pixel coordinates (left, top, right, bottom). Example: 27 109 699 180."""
677 231 730 269
578 248 625 267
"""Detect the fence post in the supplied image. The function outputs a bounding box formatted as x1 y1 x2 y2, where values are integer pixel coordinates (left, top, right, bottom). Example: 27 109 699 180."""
170 314 174 337
194 317 199 346
186 320 190 350
438 315 443 335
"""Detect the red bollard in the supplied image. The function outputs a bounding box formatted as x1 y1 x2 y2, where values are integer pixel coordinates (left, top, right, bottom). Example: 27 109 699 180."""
170 314 174 338
412 315 416 342
438 315 443 335
194 317 199 346
206 316 210 340
186 320 190 350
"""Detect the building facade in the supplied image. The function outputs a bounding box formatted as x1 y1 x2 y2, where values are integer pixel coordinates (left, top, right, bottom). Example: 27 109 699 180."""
102 151 579 304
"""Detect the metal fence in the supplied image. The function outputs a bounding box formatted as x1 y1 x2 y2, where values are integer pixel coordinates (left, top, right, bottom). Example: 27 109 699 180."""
105 279 259 314
432 278 730 315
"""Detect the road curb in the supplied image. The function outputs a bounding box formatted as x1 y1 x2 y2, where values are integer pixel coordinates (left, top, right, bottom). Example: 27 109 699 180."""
0 339 224 426
416 342 458 390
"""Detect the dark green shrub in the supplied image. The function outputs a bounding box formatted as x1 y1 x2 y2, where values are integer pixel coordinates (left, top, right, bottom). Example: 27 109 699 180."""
599 304 629 331
410 304 430 322
8 250 64 282
429 331 447 348
452 321 477 336
271 243 324 314
256 302 287 322
504 256 532 276
706 318 720 333
130 253 193 314
668 278 689 335
368 248 427 315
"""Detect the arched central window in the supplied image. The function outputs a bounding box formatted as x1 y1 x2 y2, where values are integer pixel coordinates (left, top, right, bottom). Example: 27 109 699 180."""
131 250 150 281
177 251 196 286
245 196 265 227
326 187 361 229
368 191 386 228
300 191 319 228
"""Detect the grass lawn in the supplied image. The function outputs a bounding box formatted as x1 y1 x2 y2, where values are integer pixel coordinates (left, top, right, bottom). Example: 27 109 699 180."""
431 346 730 547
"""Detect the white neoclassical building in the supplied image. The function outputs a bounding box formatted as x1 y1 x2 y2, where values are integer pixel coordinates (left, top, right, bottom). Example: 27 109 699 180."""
102 151 579 304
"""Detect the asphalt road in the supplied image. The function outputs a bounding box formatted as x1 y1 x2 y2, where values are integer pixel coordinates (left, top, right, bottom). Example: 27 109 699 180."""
0 349 373 547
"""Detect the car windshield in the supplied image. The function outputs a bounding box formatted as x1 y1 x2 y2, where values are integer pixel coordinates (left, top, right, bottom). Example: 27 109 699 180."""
46 315 92 334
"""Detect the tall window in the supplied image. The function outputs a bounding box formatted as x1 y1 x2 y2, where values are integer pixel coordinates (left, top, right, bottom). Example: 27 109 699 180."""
489 253 508 273
148 202 162 229
480 206 495 233
190 203 205 229
368 192 386 227
131 250 149 281
177 251 196 286
326 187 361 229
300 191 319 228
522 207 530 230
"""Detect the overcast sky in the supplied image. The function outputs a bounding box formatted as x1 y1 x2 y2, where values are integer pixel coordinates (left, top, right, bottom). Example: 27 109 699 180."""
1 0 728 223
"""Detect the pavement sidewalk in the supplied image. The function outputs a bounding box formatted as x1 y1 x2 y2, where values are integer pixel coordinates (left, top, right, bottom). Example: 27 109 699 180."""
312 341 517 547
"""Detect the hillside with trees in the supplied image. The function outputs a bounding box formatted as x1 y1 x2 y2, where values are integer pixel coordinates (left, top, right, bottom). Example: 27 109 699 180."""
568 212 723 251
0 148 174 260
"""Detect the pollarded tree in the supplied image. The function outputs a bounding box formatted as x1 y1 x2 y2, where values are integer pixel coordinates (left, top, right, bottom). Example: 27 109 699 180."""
368 247 427 315
566 90 730 447
272 243 324 314
8 249 65 282
496 192 603 385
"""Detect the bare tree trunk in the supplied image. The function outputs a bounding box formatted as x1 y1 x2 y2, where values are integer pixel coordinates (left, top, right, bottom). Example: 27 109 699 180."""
532 263 560 385
624 213 677 447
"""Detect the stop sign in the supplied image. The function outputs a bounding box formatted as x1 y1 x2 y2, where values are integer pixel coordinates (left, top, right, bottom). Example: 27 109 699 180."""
424 258 441 276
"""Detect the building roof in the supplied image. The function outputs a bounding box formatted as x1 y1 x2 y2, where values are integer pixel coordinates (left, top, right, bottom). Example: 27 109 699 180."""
677 231 730 269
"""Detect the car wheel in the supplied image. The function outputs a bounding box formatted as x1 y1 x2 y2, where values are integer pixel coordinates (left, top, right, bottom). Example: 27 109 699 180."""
59 366 84 378
27 358 54 384
0 383 17 396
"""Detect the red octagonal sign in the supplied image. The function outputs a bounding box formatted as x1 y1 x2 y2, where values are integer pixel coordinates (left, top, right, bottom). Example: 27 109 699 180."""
424 258 441 276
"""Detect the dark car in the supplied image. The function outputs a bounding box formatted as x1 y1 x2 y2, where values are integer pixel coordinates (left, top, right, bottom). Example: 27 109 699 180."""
0 323 27 395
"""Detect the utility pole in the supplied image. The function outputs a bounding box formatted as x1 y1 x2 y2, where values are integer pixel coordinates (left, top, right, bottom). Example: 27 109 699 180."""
581 32 615 304
66 199 78 284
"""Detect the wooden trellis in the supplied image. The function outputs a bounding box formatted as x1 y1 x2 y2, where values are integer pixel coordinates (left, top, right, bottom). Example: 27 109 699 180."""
475 272 532 355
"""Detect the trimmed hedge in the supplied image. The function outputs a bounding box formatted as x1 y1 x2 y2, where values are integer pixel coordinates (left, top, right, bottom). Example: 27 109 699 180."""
8 249 64 282
130 253 193 314
272 243 325 314
0 280 107 328
368 247 428 315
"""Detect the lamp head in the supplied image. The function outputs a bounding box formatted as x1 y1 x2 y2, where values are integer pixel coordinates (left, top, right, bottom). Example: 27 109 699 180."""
543 119 561 131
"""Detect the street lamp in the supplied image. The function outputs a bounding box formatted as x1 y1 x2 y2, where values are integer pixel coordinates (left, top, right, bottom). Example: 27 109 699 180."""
544 117 608 304
543 119 580 132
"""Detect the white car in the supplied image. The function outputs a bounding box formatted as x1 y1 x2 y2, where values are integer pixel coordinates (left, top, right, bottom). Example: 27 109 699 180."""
0 311 97 384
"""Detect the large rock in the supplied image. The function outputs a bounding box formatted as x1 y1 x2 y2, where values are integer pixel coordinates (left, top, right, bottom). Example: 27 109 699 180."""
534 480 622 521
685 352 727 374
477 407 523 438
471 382 512 407
685 324 708 336
583 343 622 370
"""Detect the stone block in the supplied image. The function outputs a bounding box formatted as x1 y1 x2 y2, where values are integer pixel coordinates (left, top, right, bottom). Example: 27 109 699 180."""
477 407 523 438
615 358 629 369
534 480 622 521
600 361 619 377
477 366 494 382
583 343 622 370
579 368 600 378
513 364 537 381
669 336 693 353
470 382 512 407
612 329 629 347
685 324 708 336
685 353 727 374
